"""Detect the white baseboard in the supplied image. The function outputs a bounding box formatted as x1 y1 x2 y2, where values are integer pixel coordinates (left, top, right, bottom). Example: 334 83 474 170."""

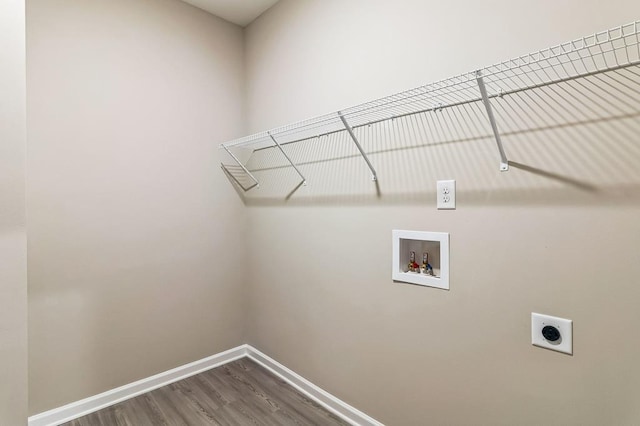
28 344 383 426
246 346 383 426
28 345 249 426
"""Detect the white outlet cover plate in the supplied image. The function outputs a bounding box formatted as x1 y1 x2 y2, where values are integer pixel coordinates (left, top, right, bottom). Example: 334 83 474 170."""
437 180 456 209
531 312 573 355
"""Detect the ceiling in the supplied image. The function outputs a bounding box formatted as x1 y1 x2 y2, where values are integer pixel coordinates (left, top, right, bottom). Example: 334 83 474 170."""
181 0 279 27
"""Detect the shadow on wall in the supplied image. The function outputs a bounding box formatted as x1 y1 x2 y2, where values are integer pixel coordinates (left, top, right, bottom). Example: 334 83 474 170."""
222 66 640 207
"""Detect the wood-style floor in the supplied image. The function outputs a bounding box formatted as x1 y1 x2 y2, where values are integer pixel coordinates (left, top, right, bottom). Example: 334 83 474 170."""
63 358 350 426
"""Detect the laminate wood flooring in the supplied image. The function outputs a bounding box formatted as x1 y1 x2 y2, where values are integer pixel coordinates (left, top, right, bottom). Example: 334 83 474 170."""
62 358 350 426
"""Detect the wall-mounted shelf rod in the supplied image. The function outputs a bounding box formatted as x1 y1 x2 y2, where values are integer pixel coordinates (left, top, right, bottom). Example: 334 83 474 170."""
251 58 640 154
268 132 307 185
338 111 378 181
219 21 640 190
476 70 509 171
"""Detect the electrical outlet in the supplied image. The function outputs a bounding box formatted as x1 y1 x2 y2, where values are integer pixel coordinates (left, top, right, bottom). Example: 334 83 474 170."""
437 180 456 209
531 313 573 355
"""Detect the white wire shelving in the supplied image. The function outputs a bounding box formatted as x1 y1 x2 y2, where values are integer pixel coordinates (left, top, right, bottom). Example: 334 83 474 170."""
220 21 640 192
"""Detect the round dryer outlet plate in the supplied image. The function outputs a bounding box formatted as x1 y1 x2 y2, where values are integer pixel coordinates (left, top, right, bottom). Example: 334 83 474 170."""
531 312 573 355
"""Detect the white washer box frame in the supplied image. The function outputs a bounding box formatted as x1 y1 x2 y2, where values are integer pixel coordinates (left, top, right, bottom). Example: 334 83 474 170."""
392 230 450 290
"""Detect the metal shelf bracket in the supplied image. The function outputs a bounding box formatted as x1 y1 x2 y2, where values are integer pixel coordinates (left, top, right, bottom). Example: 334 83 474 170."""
338 111 378 181
476 70 509 172
268 132 307 186
221 145 260 191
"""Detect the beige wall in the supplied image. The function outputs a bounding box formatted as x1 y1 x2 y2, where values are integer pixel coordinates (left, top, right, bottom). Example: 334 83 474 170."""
27 0 247 414
244 1 640 425
24 0 640 423
0 0 28 424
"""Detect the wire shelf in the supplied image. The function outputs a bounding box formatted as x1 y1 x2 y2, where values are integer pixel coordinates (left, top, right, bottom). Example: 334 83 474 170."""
220 21 640 191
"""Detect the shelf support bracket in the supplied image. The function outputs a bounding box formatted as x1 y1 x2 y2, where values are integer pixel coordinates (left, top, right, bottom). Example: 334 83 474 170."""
338 111 378 181
268 132 307 186
476 70 509 172
221 144 259 191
